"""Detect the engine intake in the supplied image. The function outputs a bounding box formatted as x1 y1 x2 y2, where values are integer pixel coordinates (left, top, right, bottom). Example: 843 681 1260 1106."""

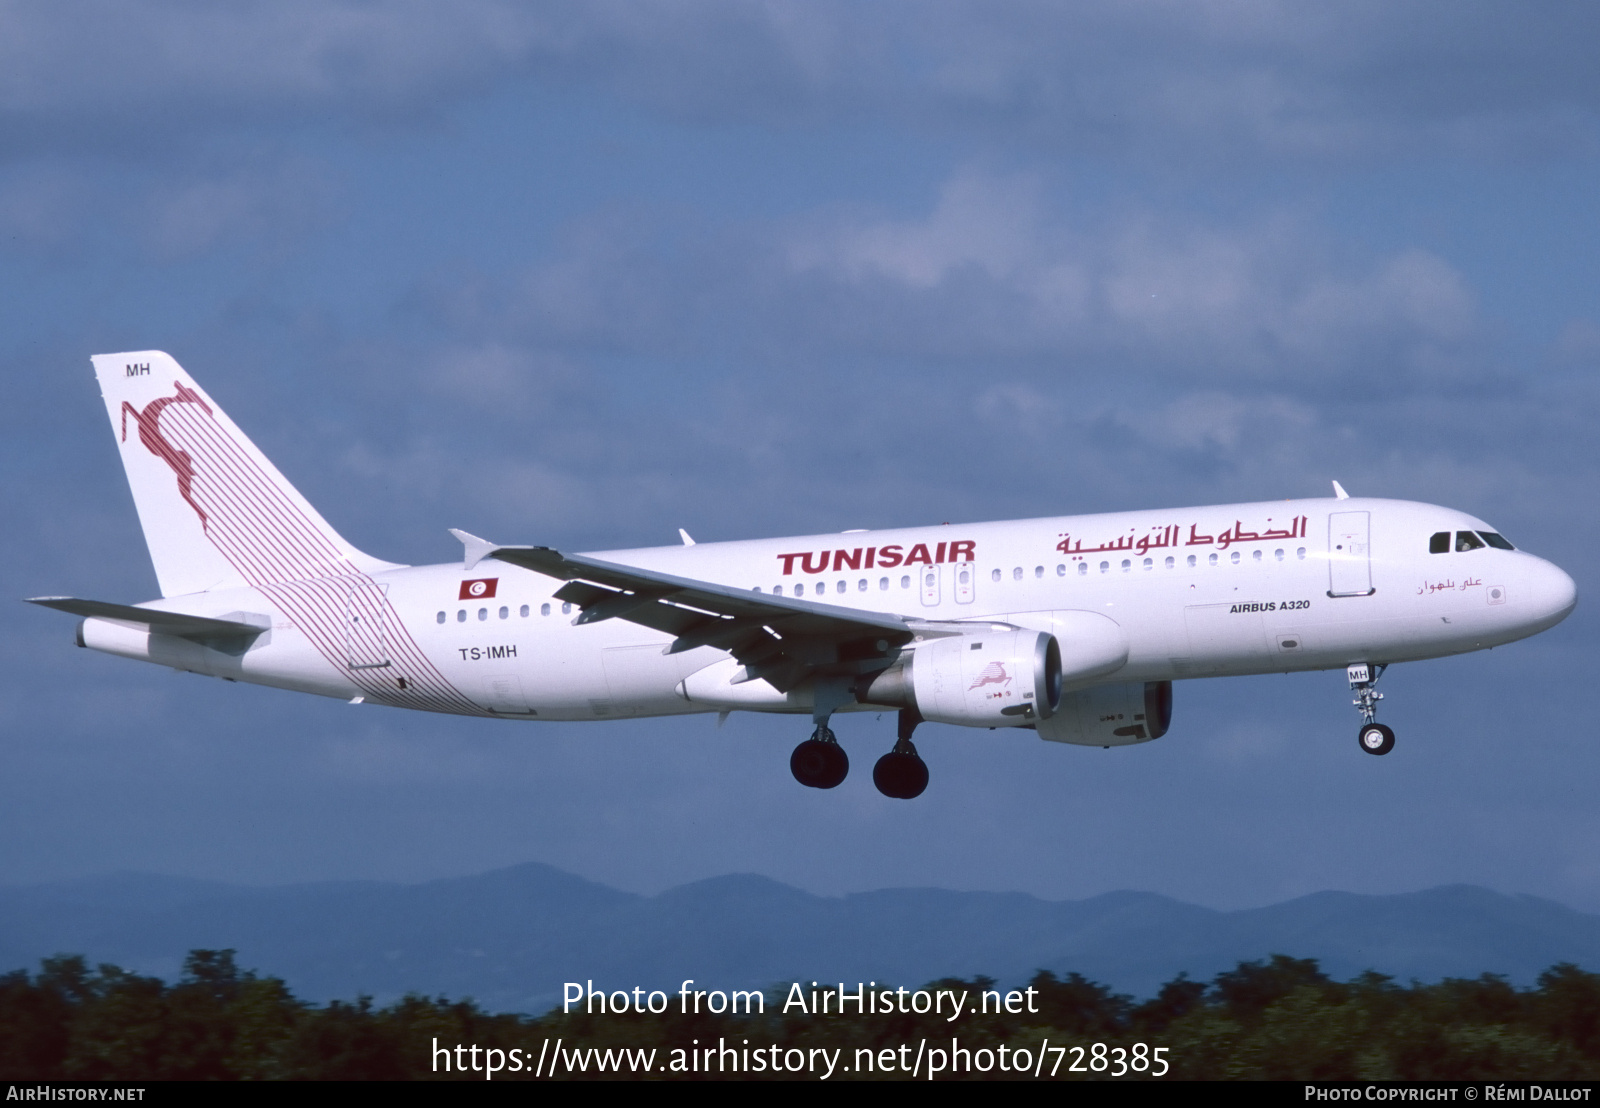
1035 680 1174 746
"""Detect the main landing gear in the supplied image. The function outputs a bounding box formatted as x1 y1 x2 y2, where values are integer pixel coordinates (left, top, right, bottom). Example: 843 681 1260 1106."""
790 725 849 789
873 709 929 800
788 704 931 798
791 677 854 789
1349 663 1395 756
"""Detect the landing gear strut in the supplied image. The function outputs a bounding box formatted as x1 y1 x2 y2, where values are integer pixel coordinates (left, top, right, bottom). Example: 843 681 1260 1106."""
791 678 854 789
1349 663 1394 756
873 708 929 799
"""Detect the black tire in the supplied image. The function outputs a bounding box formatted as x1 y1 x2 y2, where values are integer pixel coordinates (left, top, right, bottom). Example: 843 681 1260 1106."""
1358 723 1395 756
791 739 849 788
873 751 929 799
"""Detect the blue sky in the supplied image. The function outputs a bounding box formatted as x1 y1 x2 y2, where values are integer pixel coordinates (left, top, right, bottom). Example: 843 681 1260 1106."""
3 1 1600 915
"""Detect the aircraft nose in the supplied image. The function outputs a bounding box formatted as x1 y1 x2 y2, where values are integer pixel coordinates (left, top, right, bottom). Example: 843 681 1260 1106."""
1522 556 1577 631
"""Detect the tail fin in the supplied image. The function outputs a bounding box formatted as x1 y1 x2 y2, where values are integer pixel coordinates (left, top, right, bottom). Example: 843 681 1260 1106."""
91 351 398 597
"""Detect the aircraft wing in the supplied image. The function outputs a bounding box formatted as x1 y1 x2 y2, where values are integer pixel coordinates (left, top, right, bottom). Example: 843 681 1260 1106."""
486 546 916 692
26 597 267 643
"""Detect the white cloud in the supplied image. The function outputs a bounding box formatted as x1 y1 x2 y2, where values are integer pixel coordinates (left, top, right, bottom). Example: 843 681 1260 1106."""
794 172 1045 288
779 172 1482 383
1125 392 1319 455
141 157 339 259
1 1 1596 163
0 163 90 247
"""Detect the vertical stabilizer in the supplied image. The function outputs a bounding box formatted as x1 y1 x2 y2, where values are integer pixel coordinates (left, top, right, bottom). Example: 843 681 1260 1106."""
91 351 398 597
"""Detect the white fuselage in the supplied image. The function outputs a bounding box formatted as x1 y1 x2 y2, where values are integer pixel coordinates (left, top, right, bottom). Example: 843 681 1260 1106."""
80 496 1577 726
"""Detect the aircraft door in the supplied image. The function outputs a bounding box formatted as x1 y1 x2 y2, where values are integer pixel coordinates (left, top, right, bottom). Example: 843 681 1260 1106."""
920 564 942 606
953 562 975 604
342 578 390 670
1328 511 1374 597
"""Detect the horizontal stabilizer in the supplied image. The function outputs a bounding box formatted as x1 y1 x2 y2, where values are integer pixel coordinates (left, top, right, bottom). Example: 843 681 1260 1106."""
27 597 268 642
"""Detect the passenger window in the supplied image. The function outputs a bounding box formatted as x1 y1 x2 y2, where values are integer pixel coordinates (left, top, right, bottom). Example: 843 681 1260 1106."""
1099 561 1109 573
1034 566 1044 578
1456 531 1486 552
991 569 1002 582
520 605 530 617
1187 555 1196 568
1120 559 1131 572
478 608 488 621
1296 547 1306 560
858 579 868 591
1252 549 1262 562
900 575 911 589
1056 564 1066 576
498 606 508 620
540 603 551 616
1208 553 1218 566
1230 551 1241 564
456 610 466 623
1164 556 1175 569
1077 562 1088 576
957 570 969 585
436 611 445 624
1429 531 1451 554
561 602 572 615
816 582 827 596
1012 567 1023 581
1142 557 1152 570
1275 548 1284 561
1478 531 1515 550
879 577 889 590
836 581 846 594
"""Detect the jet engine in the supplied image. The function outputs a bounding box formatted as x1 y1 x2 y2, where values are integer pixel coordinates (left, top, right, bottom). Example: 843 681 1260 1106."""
861 628 1062 726
1034 680 1173 746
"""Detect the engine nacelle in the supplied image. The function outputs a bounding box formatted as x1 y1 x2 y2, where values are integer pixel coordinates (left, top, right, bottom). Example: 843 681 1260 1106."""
1035 680 1173 746
863 629 1062 727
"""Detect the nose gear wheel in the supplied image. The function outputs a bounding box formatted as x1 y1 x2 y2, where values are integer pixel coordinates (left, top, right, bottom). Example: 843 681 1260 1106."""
1358 722 1395 756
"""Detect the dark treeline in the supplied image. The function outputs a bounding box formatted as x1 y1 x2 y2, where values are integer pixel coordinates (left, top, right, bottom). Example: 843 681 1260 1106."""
3 950 1599 1079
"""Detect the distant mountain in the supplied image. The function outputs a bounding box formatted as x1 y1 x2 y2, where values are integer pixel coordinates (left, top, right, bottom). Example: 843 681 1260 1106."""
3 865 1598 1015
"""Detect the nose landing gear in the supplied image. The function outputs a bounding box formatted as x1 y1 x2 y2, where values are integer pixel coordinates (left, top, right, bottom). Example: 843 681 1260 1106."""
873 708 929 799
1349 663 1394 755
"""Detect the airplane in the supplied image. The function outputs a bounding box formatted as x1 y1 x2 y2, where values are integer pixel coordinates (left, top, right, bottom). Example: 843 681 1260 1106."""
28 351 1578 799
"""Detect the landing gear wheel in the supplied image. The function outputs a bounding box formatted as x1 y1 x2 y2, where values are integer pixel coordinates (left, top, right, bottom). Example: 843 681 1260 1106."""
1358 722 1395 756
791 730 848 789
873 749 929 799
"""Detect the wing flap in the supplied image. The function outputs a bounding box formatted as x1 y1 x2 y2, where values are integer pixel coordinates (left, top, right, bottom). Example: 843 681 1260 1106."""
489 545 915 692
498 547 911 634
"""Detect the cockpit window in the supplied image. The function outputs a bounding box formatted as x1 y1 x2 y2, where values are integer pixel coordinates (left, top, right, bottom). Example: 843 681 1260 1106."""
1428 532 1450 554
1455 530 1486 552
1477 531 1515 551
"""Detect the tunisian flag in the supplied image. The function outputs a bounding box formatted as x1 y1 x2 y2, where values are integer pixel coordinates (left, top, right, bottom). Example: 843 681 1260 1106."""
459 578 498 600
